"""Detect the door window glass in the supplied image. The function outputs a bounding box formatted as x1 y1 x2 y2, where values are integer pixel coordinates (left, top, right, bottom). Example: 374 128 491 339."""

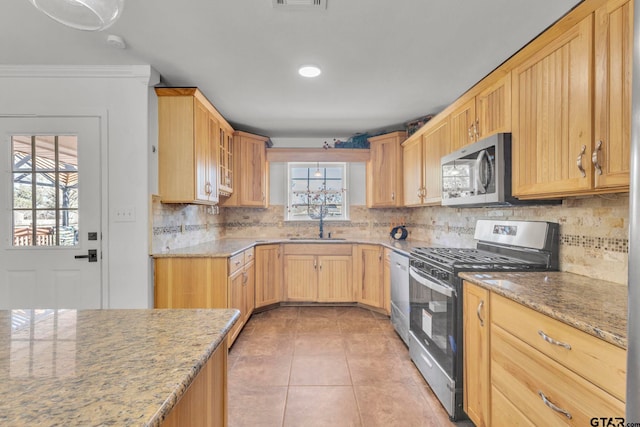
11 135 79 247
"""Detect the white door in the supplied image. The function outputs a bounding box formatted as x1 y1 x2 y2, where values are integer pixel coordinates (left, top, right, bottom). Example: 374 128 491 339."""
0 117 102 309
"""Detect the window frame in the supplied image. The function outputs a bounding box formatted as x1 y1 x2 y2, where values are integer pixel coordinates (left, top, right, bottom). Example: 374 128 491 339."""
285 162 349 222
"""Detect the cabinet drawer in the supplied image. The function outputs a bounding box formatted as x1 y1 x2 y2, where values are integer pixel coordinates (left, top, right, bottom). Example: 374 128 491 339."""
283 244 352 256
229 252 244 274
491 293 625 401
244 247 255 264
491 385 535 427
491 326 624 426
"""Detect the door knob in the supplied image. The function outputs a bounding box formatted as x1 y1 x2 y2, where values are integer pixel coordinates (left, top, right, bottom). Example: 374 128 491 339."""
75 249 98 262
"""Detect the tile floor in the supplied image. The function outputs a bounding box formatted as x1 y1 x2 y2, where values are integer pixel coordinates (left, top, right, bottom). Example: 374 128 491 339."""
227 306 472 427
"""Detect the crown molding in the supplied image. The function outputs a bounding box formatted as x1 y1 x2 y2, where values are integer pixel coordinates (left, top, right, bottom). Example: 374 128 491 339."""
0 65 160 86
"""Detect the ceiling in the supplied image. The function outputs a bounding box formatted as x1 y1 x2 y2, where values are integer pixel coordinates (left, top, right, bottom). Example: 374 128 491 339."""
2 0 581 138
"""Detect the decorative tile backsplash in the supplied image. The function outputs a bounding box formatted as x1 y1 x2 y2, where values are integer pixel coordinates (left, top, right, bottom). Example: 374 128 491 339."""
151 194 629 285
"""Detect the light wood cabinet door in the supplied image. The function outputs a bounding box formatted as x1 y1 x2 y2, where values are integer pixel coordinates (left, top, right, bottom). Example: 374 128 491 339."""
154 257 228 309
255 245 282 308
512 16 593 198
594 0 632 190
284 255 318 301
402 136 424 206
463 282 491 427
422 117 450 205
244 260 255 322
355 245 384 308
227 268 245 345
383 248 391 315
156 88 222 205
476 72 511 139
218 123 234 196
366 131 406 207
317 256 353 302
225 131 269 207
450 97 476 151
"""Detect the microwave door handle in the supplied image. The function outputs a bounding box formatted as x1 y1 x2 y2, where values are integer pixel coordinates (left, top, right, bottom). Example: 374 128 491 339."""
409 266 454 297
475 150 492 194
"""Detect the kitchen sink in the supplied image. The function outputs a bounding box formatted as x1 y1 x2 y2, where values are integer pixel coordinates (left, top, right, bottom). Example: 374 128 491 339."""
287 237 346 240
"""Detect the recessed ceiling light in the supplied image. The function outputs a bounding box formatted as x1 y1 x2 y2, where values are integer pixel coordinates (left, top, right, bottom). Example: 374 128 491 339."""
298 65 321 78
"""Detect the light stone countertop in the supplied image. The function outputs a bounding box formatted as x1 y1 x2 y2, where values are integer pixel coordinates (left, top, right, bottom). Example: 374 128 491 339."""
459 271 627 349
0 308 240 426
151 237 433 258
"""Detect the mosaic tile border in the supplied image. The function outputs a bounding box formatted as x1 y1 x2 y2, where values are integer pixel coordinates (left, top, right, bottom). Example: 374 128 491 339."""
560 234 628 253
152 223 223 236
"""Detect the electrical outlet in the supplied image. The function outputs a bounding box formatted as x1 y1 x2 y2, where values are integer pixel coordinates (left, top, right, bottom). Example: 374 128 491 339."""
113 207 136 222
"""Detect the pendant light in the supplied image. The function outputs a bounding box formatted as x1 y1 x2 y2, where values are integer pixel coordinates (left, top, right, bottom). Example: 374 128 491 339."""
28 0 125 31
314 162 322 177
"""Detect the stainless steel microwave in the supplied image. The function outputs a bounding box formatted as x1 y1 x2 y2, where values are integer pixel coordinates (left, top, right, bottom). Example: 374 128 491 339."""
441 133 513 207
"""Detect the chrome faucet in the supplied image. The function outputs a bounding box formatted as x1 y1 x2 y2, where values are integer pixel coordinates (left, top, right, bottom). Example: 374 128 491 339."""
318 206 324 238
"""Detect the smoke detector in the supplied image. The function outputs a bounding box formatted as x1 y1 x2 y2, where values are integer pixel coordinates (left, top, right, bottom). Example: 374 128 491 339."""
272 0 327 9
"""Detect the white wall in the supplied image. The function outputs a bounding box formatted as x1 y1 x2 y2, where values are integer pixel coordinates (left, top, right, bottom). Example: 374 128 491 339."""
0 65 159 308
269 137 366 206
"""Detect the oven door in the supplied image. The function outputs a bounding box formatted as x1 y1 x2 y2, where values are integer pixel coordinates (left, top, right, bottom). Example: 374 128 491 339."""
409 265 457 379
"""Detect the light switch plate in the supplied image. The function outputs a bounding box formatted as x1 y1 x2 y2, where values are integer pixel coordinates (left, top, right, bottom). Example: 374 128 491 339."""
113 207 136 222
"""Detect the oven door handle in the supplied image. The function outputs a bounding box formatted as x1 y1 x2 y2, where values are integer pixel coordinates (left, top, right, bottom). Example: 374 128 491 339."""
409 266 454 297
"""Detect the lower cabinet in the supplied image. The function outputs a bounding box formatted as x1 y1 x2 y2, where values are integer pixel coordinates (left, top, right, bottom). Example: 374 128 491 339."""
462 280 626 426
162 340 228 427
283 244 353 302
463 281 491 427
154 248 255 348
227 250 254 346
383 248 392 315
255 244 282 308
354 244 384 309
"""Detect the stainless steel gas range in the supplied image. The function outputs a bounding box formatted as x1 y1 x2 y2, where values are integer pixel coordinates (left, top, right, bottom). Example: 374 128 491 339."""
408 220 559 421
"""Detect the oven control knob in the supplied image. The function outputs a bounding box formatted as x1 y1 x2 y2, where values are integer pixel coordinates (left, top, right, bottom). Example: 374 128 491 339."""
439 272 449 281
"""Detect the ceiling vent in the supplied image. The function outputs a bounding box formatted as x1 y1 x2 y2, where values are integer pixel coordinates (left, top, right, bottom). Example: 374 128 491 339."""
272 0 327 9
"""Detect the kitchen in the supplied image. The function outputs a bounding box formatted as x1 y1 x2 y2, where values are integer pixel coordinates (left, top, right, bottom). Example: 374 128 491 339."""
0 0 636 425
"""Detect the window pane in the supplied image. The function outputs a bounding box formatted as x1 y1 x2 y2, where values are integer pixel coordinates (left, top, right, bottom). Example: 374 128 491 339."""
59 173 78 209
35 173 56 209
34 136 56 172
13 211 33 247
13 174 32 209
58 210 78 246
32 210 56 247
58 136 78 172
12 136 32 171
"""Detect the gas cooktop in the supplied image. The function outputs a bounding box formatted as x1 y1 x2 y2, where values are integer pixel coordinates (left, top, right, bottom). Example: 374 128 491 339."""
411 247 545 271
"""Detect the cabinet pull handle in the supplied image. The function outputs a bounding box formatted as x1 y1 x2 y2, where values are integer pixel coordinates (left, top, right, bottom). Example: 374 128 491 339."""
204 182 212 195
314 259 317 269
538 391 572 419
417 188 422 199
242 271 248 284
468 123 474 141
422 188 427 198
476 300 485 327
592 140 603 175
391 192 395 201
538 330 572 350
576 145 587 178
235 260 241 266
319 263 322 270
474 118 480 139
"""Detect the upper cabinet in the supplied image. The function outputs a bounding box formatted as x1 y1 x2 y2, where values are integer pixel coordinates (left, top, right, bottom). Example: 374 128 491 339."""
156 88 223 205
218 122 234 197
402 116 449 206
512 0 631 199
366 131 406 208
450 73 511 151
223 131 269 208
593 0 633 190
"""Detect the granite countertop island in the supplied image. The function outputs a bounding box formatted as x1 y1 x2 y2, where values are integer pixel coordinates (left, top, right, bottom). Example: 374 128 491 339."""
459 271 627 349
0 308 239 426
151 237 433 258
